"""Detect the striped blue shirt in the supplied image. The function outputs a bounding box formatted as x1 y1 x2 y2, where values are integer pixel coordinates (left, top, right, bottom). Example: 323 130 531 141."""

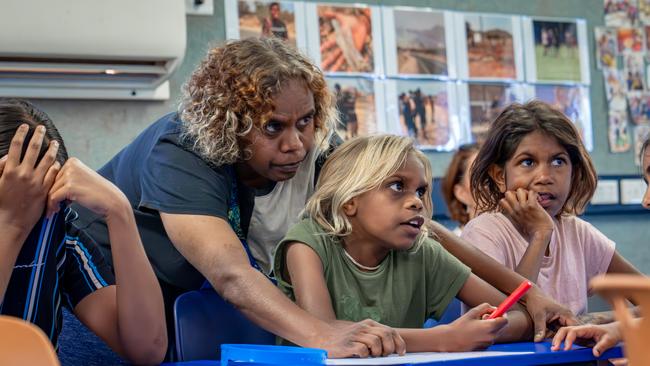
0 208 115 348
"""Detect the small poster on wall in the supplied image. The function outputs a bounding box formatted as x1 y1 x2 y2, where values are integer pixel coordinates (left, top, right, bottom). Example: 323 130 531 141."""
605 0 638 27
627 92 650 124
381 7 455 78
623 53 645 91
617 27 644 54
455 13 523 81
326 77 383 140
609 109 633 153
224 0 306 49
523 17 590 84
640 0 650 24
530 85 593 150
384 79 461 151
595 27 618 69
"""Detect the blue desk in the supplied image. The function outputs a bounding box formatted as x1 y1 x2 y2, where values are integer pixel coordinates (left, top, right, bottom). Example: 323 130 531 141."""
161 341 623 366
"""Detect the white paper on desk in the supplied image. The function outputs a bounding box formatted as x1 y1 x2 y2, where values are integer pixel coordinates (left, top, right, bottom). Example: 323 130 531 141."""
326 351 534 365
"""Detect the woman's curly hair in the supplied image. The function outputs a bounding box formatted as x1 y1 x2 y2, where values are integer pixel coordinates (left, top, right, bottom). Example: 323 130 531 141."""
179 37 337 166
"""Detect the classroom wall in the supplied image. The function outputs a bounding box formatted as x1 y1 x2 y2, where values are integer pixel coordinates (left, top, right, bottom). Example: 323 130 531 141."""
25 1 650 282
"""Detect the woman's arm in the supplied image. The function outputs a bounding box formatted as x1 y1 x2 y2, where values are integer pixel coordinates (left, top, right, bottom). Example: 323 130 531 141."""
48 158 167 365
427 219 577 341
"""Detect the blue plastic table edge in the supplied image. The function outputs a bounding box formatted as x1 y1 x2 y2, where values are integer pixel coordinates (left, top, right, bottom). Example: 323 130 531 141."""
161 341 624 366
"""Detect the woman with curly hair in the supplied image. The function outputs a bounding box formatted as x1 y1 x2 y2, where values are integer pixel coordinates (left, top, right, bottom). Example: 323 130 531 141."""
75 37 576 358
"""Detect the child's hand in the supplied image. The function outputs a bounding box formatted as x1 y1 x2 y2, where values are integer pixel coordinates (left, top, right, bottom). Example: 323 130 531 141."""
46 157 129 219
551 322 622 357
0 124 60 234
499 188 554 243
442 303 508 351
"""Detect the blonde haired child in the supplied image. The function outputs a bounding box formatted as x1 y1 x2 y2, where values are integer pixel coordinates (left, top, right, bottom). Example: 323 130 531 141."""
274 135 532 354
462 100 641 318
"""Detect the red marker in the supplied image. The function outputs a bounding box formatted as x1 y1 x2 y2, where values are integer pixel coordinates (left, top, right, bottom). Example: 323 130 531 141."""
487 280 532 319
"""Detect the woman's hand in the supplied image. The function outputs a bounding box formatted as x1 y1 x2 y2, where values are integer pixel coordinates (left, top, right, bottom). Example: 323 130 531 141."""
499 188 554 243
441 303 508 351
551 322 622 357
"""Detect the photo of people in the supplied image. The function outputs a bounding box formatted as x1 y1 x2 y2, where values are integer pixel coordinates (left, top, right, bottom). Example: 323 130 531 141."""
627 92 650 124
237 1 296 45
604 67 626 101
617 27 644 54
468 83 518 143
327 77 376 140
604 0 638 27
394 9 447 75
595 27 618 69
641 0 650 25
534 85 591 149
609 109 632 153
532 20 582 82
624 53 645 91
318 5 373 73
394 80 455 150
464 14 516 79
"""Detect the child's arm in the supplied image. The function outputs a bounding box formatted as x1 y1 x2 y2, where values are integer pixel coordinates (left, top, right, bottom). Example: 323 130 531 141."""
0 125 60 301
498 188 554 283
285 242 406 357
551 321 624 357
427 219 577 342
47 158 167 365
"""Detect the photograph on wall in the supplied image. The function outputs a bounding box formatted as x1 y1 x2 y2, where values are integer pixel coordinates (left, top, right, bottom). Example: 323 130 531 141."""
595 27 618 69
392 80 457 150
468 83 519 143
605 0 638 27
393 9 448 76
317 4 374 73
627 92 650 124
604 67 626 100
531 20 582 82
533 85 592 149
617 27 644 54
639 0 650 24
326 77 377 140
231 1 297 45
609 109 632 153
464 14 517 79
634 124 650 165
624 53 645 91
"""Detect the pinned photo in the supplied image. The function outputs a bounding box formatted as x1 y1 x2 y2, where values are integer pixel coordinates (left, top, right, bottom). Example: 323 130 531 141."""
604 67 626 101
534 85 591 149
237 1 296 45
464 14 516 79
609 109 632 153
605 0 638 27
627 92 650 124
394 80 456 150
617 27 644 54
595 27 618 69
468 83 519 143
640 0 650 24
327 77 377 140
318 5 373 73
394 9 448 75
532 20 582 82
624 53 645 91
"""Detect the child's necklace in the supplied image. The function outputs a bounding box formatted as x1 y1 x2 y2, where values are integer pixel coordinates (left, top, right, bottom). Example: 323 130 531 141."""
343 249 381 271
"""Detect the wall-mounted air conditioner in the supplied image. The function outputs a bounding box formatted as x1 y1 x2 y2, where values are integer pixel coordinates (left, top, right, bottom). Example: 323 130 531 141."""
0 0 186 100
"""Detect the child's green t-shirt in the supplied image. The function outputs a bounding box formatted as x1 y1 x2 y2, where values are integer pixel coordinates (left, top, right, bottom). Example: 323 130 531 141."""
273 218 471 328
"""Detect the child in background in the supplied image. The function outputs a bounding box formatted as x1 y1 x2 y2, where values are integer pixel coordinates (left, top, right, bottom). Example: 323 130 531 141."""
274 135 532 354
441 143 480 235
0 99 166 364
550 135 650 357
461 100 641 318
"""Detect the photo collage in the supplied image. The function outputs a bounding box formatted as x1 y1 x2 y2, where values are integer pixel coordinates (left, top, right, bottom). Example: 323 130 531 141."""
225 1 592 152
599 0 650 160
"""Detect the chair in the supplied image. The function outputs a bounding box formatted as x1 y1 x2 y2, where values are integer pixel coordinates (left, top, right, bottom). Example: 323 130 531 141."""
591 274 650 366
0 315 60 365
173 288 275 361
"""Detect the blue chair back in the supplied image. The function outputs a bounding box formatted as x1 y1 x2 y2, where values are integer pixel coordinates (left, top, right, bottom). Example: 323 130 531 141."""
174 288 275 361
423 298 461 328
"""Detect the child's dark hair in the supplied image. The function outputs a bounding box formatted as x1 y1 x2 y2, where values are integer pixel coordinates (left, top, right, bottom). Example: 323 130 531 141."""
441 143 479 225
0 99 67 165
470 100 596 216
